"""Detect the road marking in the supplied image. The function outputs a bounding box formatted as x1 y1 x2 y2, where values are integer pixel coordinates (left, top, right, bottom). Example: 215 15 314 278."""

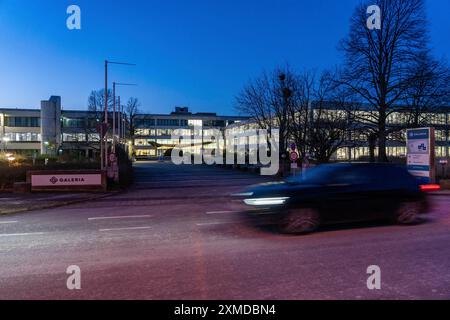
0 221 18 224
196 222 237 226
88 215 153 221
99 226 152 232
0 232 46 237
206 211 239 215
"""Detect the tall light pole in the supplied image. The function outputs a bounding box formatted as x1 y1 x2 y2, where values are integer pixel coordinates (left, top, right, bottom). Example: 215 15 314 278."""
118 95 121 142
112 82 137 152
118 97 125 142
103 60 108 170
2 136 10 153
113 81 116 150
102 60 136 171
122 103 125 140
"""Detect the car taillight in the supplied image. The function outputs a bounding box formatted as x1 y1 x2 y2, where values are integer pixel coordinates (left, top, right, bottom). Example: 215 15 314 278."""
420 184 441 192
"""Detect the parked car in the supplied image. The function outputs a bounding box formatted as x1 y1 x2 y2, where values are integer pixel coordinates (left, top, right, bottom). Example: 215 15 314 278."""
236 163 433 234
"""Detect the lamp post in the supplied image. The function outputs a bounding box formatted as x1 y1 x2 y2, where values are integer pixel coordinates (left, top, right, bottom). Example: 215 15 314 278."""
118 96 125 142
118 95 121 142
112 82 137 152
2 136 10 152
122 104 126 140
102 60 136 171
7 155 15 167
122 114 126 140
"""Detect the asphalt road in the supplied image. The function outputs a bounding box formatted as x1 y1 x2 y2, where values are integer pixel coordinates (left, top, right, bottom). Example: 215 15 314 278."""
0 161 449 300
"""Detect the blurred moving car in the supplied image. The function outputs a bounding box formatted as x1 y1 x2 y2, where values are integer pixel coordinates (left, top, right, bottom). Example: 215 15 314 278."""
236 163 433 234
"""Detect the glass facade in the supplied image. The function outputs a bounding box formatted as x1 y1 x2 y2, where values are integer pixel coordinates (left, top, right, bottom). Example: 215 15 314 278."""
87 133 100 142
1 106 447 161
63 133 87 142
136 149 157 157
62 118 85 128
5 116 40 127
136 119 155 128
435 130 447 141
157 119 180 126
4 132 41 142
132 114 248 158
135 129 155 136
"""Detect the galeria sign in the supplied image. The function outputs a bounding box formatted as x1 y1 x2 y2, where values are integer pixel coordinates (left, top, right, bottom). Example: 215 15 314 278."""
28 170 107 192
31 174 102 187
406 128 436 184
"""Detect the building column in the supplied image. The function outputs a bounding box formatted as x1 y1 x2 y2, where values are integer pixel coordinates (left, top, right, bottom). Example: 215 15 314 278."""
40 96 61 156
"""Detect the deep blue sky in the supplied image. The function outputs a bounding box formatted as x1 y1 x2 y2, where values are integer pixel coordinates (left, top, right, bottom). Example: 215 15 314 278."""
0 0 448 115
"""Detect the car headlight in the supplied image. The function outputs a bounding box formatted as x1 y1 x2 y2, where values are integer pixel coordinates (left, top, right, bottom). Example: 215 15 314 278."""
231 192 254 197
244 197 290 206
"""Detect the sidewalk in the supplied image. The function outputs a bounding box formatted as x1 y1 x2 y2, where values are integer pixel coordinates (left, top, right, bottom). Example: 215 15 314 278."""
0 192 116 215
429 190 450 196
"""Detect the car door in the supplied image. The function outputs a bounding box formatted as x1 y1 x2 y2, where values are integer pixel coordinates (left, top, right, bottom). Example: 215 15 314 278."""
367 166 412 218
318 167 376 223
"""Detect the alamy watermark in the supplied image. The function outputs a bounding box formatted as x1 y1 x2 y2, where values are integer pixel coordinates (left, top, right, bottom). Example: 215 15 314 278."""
367 5 381 30
367 265 381 290
171 126 280 176
66 265 81 290
66 5 81 30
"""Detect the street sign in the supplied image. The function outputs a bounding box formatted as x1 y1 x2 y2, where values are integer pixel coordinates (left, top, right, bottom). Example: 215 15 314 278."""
289 151 299 162
406 128 435 184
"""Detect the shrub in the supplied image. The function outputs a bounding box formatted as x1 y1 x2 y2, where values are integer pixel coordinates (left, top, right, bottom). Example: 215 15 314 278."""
115 144 133 188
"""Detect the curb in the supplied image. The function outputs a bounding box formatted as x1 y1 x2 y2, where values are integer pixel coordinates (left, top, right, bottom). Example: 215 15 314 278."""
0 191 120 216
428 192 450 197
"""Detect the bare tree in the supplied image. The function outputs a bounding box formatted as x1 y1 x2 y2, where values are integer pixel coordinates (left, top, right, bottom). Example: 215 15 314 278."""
307 72 351 163
235 66 295 159
288 70 352 163
88 89 113 121
288 70 315 159
402 52 450 127
126 97 141 145
237 67 353 165
339 0 430 162
81 89 114 156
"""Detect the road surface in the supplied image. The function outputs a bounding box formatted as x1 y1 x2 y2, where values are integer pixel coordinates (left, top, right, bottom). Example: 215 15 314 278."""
0 161 449 300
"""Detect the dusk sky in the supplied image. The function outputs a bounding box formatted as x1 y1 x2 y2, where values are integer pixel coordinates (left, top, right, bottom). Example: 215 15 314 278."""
0 0 448 115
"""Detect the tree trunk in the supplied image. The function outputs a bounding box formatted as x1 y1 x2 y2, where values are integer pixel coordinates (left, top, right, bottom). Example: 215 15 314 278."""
414 111 420 128
368 134 376 163
377 110 388 162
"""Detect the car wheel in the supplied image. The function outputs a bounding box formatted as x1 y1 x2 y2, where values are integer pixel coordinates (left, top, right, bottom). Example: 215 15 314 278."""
279 208 320 234
395 202 421 225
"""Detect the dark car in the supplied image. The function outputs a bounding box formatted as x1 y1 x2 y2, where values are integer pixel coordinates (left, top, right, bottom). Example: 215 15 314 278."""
237 163 432 234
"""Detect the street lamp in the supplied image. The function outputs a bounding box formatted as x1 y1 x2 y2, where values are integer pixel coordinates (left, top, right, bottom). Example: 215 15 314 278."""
122 116 126 141
112 82 137 151
2 136 10 152
102 60 136 171
4 152 15 166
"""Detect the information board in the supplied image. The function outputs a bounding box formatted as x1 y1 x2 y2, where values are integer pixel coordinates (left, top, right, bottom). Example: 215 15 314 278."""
406 128 435 184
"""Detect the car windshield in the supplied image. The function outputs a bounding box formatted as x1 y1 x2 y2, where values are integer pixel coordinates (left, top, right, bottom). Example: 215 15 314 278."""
286 165 346 184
